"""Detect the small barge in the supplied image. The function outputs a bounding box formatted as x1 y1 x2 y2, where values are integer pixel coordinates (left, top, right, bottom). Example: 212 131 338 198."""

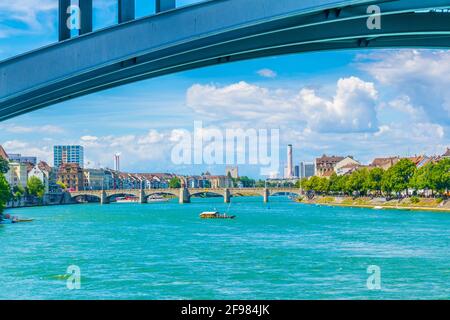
200 211 236 220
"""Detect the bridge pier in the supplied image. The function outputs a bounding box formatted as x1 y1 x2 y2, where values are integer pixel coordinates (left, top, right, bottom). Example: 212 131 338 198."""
224 188 231 203
263 188 269 203
100 190 109 205
179 188 190 204
139 187 146 204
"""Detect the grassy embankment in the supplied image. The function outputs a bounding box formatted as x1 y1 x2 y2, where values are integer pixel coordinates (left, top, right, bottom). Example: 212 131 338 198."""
297 196 450 212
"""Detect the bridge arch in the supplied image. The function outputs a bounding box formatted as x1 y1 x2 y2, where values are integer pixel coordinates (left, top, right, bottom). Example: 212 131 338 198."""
145 190 179 200
189 191 224 199
107 192 139 201
269 191 302 197
71 193 101 203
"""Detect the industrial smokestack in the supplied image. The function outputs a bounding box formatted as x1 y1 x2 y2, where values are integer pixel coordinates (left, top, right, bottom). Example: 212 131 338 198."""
287 144 293 179
114 153 121 172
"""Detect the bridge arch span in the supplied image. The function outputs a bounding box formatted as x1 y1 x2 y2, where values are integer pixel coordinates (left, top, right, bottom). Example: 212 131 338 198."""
189 191 224 199
107 192 140 201
270 191 302 197
229 190 266 198
71 193 101 203
145 190 179 199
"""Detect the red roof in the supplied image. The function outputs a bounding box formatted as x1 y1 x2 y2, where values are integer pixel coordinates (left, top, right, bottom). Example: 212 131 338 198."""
340 163 361 169
316 155 345 164
442 148 450 157
38 161 52 172
371 157 399 167
0 145 9 161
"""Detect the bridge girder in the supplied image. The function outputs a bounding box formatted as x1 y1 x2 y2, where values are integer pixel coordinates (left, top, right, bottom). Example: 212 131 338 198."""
1 0 450 120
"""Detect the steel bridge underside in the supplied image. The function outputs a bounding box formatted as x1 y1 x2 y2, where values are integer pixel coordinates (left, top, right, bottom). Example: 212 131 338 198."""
1 0 450 120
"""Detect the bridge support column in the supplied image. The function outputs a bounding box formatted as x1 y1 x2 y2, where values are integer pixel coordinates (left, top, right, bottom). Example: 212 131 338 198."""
263 188 269 203
58 0 71 41
79 0 93 35
224 188 231 203
101 190 109 205
179 188 190 204
139 187 146 204
156 0 176 13
63 191 73 204
118 0 135 23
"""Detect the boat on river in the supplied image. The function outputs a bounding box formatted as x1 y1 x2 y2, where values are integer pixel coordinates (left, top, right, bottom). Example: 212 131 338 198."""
148 195 169 203
200 211 236 220
115 196 139 203
0 214 34 224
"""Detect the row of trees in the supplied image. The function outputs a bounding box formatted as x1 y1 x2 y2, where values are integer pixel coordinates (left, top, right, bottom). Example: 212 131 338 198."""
0 158 10 214
0 157 45 215
297 158 450 197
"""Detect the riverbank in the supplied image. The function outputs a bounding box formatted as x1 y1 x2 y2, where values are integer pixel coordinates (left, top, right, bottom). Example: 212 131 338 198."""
296 196 450 213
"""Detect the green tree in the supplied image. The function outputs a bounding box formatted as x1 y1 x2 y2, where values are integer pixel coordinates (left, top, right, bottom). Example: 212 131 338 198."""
255 180 266 188
299 178 310 191
329 173 340 194
329 174 350 195
307 176 321 193
12 185 25 200
367 167 384 195
0 158 9 174
317 177 330 194
431 158 450 195
346 169 369 196
169 177 181 189
0 173 11 214
410 163 433 194
381 168 394 196
382 159 416 196
57 180 67 190
238 176 255 188
27 177 45 198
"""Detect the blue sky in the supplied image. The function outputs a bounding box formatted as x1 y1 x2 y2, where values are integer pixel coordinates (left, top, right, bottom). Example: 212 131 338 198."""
1 0 449 177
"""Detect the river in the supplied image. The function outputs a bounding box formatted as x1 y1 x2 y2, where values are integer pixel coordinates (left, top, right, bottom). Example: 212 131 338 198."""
0 197 449 299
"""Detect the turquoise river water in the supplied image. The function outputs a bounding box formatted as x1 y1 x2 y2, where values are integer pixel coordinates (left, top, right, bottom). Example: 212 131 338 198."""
0 197 449 300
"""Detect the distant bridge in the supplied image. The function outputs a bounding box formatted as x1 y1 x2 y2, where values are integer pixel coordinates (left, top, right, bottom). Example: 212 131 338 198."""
1 0 450 120
68 187 302 204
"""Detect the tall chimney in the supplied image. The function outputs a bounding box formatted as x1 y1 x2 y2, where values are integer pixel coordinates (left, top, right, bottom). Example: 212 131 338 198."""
287 144 293 179
114 153 120 172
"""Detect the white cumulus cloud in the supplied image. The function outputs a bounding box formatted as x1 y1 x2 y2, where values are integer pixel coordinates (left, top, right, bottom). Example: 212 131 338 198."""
186 77 378 133
358 50 450 124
